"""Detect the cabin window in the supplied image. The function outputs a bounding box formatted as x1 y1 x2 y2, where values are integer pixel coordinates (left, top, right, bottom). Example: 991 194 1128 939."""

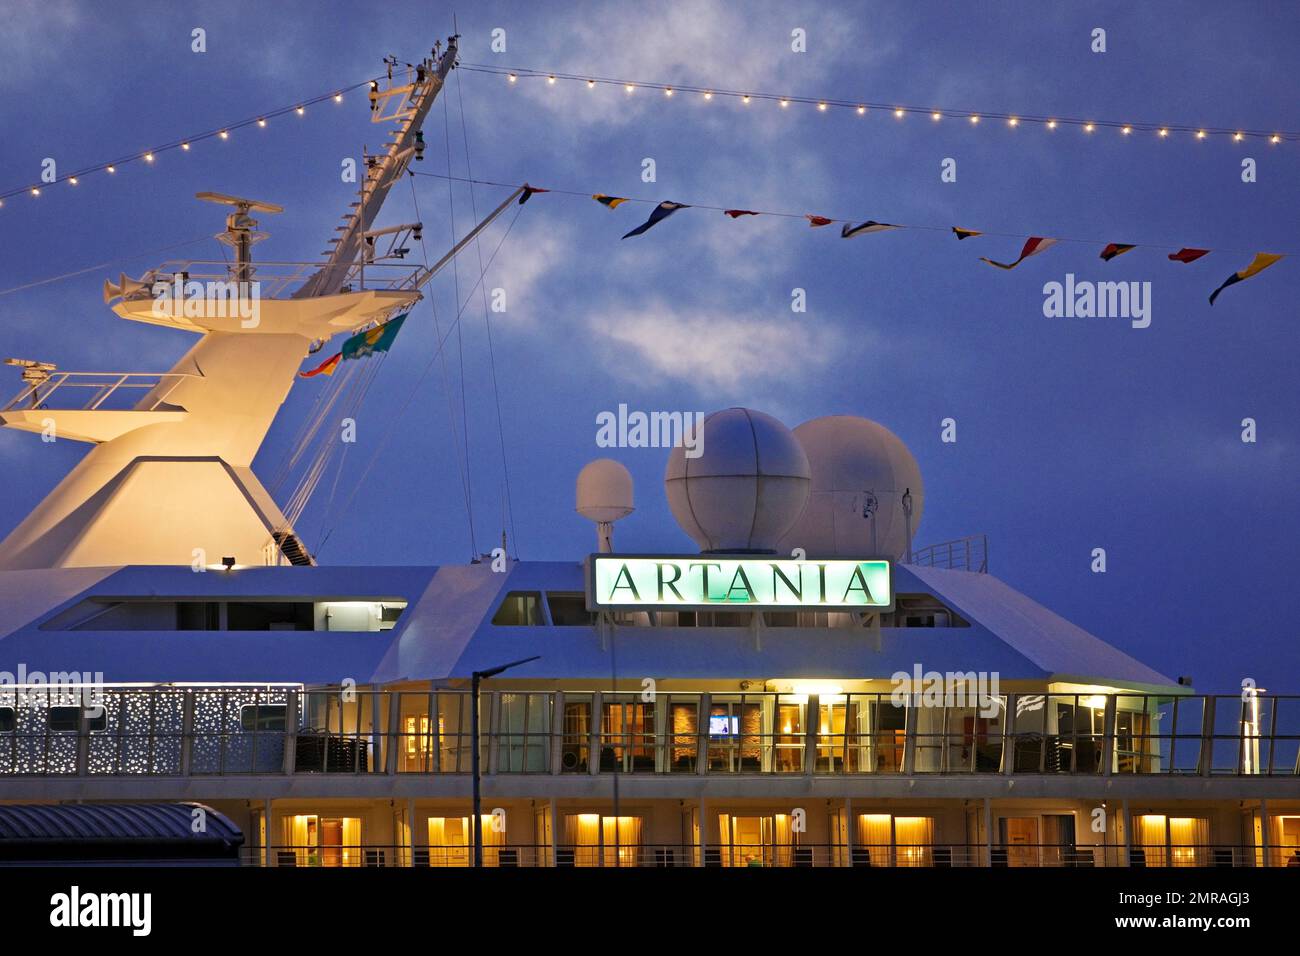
43 598 402 632
241 704 288 732
177 601 221 630
547 592 595 626
492 591 542 626
227 602 314 631
0 707 13 732
882 594 970 628
48 706 108 733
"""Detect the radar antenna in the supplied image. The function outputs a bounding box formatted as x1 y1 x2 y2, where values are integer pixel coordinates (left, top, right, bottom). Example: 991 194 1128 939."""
4 358 58 409
195 191 284 283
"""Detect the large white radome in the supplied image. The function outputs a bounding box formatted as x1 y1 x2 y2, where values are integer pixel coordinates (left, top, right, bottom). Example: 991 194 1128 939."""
776 415 923 561
664 408 810 552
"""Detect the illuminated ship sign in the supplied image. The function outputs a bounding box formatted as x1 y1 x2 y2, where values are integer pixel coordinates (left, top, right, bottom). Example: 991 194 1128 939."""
587 555 892 612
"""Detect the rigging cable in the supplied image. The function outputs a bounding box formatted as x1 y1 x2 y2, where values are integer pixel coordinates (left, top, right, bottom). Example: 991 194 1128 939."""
279 352 387 548
407 175 477 558
0 235 214 298
442 93 477 557
409 170 1299 257
454 64 519 557
316 202 526 558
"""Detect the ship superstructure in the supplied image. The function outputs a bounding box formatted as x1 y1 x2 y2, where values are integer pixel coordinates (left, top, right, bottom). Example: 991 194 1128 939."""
0 37 1295 872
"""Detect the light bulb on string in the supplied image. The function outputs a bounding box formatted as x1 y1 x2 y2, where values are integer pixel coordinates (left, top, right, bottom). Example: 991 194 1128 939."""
1158 128 1169 138
856 105 865 115
296 106 305 115
106 165 116 173
1196 130 1206 139
181 142 190 150
257 118 267 127
894 108 904 118
1122 126 1131 135
68 177 77 185
334 92 343 101
1046 120 1057 129
1084 123 1094 132
547 75 556 85
969 114 979 124
931 111 941 121
1008 117 1018 127
220 130 229 139
587 79 595 88
817 102 827 111
144 152 154 162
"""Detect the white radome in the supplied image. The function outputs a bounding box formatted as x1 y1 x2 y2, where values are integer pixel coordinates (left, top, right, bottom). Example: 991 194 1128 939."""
664 407 811 552
576 458 635 524
776 415 923 561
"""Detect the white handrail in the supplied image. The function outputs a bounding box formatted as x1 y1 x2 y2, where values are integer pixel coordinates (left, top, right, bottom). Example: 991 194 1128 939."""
3 371 201 413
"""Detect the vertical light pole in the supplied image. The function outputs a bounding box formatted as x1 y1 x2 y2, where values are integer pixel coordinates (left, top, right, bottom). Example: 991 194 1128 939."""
471 655 540 867
901 488 913 563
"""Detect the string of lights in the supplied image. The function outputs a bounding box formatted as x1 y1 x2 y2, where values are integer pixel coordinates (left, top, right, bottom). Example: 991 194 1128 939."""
410 169 1297 257
0 76 387 205
459 62 1297 147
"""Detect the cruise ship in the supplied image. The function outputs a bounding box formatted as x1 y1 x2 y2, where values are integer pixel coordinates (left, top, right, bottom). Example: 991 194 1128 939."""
0 36 1295 872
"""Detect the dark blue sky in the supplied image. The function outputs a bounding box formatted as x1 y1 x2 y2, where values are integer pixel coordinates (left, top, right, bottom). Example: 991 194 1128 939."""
1 1 1296 691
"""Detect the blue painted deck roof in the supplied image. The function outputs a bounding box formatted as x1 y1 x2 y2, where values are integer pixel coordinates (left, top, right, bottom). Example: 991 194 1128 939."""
0 560 1180 691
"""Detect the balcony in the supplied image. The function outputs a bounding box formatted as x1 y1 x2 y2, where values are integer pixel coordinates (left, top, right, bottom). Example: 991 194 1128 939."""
1 688 1296 779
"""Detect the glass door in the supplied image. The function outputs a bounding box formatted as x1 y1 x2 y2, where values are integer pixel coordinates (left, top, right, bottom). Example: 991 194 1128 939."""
707 698 764 772
999 816 1040 867
601 697 655 773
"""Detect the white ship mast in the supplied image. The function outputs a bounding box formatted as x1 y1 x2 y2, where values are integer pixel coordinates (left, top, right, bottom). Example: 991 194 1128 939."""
0 34 513 571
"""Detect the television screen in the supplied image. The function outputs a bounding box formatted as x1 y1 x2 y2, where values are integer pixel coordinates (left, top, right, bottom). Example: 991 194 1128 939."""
709 715 739 736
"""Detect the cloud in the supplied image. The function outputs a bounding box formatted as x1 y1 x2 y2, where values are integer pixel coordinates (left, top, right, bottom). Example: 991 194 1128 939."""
481 218 573 326
587 299 845 395
0 0 82 92
473 0 867 133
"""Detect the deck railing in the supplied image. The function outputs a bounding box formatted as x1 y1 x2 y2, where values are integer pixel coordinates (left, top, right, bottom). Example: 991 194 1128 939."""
236 842 1300 868
2 371 196 413
128 258 424 300
1 688 1296 778
909 534 989 573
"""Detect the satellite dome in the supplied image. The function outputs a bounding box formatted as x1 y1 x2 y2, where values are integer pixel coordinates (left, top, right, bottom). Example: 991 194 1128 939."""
775 415 923 561
664 407 810 552
576 458 634 524
577 458 634 553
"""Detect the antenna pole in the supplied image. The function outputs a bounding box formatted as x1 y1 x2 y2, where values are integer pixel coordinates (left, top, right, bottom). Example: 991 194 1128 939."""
229 201 256 284
409 186 524 293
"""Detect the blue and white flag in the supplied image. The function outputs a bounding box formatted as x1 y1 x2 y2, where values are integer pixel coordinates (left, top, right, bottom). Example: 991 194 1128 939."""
622 201 690 239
